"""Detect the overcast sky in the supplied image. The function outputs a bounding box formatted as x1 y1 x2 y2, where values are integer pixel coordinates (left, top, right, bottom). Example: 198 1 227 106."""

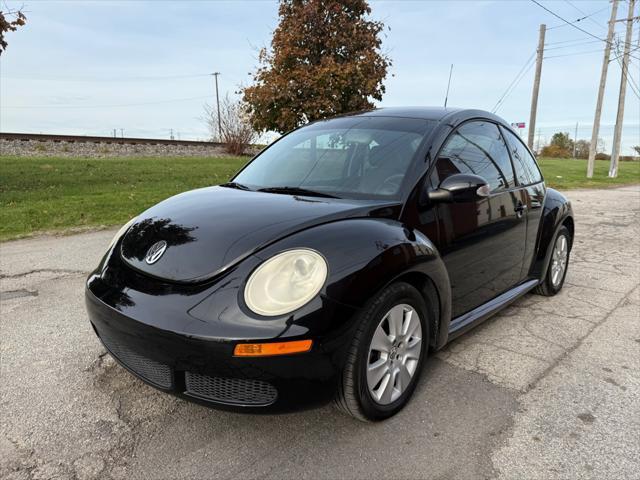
1 0 638 154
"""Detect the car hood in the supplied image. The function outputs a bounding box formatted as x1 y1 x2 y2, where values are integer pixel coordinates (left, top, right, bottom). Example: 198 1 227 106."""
120 186 398 283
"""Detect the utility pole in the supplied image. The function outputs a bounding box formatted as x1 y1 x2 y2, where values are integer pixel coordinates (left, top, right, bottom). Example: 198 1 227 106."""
120 128 124 138
588 0 619 178
536 129 542 154
212 72 222 141
573 122 578 158
609 0 636 178
528 24 546 150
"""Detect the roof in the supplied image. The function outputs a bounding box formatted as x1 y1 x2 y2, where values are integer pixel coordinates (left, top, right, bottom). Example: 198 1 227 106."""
358 106 464 120
307 107 510 130
349 107 508 126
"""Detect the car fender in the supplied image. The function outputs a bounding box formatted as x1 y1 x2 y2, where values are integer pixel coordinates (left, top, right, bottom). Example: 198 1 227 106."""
255 218 452 350
529 187 574 281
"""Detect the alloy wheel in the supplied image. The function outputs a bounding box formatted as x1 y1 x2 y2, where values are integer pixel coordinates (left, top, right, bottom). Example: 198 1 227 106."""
550 234 568 287
366 304 422 405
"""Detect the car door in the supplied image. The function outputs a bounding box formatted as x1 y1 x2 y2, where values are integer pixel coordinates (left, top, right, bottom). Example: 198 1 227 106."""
500 127 546 279
425 121 528 317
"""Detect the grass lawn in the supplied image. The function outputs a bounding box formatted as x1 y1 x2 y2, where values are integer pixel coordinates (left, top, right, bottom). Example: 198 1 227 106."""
537 157 640 190
0 155 638 241
0 156 249 241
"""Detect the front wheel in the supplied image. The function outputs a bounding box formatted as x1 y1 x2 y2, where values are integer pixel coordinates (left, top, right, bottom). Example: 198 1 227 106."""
534 225 571 296
334 282 430 421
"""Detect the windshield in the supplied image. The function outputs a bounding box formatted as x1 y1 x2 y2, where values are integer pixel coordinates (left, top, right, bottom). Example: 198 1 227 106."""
233 116 435 199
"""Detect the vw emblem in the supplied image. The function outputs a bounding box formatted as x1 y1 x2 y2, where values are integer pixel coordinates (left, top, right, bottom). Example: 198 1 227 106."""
145 240 167 265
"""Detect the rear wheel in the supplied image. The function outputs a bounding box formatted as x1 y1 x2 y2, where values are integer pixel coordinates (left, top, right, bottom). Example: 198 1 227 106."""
334 282 430 421
534 226 571 296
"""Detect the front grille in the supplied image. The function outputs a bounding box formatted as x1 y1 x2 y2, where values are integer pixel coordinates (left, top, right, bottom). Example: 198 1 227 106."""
98 329 173 389
185 372 277 406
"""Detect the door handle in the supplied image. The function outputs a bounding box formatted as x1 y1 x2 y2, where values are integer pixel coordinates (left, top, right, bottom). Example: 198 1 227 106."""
515 203 527 217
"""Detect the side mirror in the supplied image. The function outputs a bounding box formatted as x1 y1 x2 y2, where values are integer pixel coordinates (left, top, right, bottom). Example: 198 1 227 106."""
428 173 490 204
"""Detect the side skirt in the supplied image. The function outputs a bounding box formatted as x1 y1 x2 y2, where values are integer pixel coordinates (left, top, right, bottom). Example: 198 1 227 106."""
447 279 539 341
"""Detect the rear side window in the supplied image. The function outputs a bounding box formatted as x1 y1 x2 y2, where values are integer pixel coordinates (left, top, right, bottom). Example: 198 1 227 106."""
502 128 543 185
435 121 515 193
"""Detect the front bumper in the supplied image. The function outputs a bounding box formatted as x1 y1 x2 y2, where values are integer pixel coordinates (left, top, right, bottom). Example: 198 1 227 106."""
85 254 360 412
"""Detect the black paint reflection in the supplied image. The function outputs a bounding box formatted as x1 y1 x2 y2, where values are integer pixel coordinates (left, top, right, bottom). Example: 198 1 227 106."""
87 274 136 311
102 288 135 310
121 217 197 261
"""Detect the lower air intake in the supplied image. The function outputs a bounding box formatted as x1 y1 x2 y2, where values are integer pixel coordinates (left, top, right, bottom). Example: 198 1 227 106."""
185 372 277 406
98 329 173 389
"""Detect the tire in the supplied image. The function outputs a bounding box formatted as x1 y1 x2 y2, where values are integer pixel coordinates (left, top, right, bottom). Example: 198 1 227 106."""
334 282 430 421
534 226 571 296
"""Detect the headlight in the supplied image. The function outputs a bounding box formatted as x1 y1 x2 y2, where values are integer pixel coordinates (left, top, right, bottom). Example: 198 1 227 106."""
108 217 137 249
244 249 328 316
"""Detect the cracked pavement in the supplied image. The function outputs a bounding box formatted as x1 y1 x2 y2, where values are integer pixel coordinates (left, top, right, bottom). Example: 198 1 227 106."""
1 185 639 480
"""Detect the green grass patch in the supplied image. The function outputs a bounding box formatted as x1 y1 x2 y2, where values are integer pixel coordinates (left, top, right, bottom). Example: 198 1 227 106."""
0 155 638 241
0 156 249 241
538 157 640 190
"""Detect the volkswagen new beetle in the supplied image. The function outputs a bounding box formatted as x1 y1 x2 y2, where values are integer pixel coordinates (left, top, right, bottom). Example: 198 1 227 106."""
85 107 574 421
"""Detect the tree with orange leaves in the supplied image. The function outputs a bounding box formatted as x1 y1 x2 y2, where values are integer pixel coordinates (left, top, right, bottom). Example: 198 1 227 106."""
243 0 391 134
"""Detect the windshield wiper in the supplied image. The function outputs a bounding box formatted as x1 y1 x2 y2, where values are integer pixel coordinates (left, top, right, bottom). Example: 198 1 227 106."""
257 186 339 199
219 181 252 191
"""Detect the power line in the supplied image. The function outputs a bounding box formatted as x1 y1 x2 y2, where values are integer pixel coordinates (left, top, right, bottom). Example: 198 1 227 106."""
531 0 636 50
610 30 640 99
532 0 606 40
545 38 602 48
546 35 638 49
613 40 640 99
610 28 640 62
546 3 610 30
491 51 536 113
544 39 603 50
1 95 212 109
545 37 604 46
618 66 640 99
610 43 640 61
544 48 606 59
563 0 609 31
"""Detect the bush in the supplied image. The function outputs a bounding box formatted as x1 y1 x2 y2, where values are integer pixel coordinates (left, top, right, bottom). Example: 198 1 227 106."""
595 153 610 160
540 144 571 158
549 132 573 151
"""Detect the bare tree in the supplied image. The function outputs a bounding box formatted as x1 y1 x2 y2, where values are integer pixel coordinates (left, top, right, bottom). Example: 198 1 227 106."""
574 140 590 159
204 95 258 156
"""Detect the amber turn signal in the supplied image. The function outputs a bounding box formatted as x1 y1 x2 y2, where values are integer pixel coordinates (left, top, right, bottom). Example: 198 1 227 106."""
233 339 313 357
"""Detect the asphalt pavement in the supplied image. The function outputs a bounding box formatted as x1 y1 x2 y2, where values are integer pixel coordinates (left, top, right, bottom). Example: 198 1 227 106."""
1 185 639 480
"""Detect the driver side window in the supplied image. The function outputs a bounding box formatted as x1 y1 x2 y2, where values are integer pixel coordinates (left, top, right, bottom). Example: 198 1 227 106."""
434 121 515 193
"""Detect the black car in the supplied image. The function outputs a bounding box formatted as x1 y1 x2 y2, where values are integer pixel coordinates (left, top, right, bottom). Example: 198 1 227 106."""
85 107 574 421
